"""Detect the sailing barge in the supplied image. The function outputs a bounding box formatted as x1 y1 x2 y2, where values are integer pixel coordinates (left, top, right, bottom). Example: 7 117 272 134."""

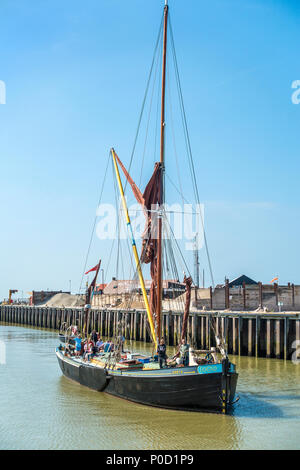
57 1 238 414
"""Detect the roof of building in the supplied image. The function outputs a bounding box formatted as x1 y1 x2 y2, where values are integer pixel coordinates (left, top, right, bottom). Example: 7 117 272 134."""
227 275 257 287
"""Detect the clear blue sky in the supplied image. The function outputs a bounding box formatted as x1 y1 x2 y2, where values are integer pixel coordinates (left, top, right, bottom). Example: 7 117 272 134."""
1 0 300 300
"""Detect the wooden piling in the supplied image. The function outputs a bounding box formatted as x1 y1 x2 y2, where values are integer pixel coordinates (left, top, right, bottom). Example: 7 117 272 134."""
206 315 211 350
238 317 243 356
248 319 252 356
165 313 170 345
266 319 271 358
134 312 138 341
296 320 300 361
275 320 281 359
255 316 260 357
284 317 289 360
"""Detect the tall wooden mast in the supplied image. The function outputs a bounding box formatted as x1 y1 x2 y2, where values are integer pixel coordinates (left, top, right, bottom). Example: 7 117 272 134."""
157 0 168 341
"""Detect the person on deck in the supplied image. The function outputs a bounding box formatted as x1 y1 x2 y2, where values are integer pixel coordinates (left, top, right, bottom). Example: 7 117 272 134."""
175 338 190 366
96 338 104 351
157 338 167 369
71 325 78 336
91 330 98 344
83 340 93 361
74 334 82 357
118 335 125 352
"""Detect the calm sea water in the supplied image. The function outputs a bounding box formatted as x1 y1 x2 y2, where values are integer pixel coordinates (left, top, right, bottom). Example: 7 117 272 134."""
0 323 299 450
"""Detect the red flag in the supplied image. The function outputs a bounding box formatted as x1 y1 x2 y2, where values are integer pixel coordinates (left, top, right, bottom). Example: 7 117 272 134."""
85 263 100 275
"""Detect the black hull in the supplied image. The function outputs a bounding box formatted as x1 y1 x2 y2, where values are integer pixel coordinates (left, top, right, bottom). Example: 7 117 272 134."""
56 351 238 414
105 370 238 413
57 351 108 391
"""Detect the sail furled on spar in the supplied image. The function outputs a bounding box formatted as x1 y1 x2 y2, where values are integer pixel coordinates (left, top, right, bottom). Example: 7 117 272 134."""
114 152 163 337
181 275 192 343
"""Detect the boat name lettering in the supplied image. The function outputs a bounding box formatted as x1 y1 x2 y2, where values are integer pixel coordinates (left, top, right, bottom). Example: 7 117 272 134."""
197 365 218 374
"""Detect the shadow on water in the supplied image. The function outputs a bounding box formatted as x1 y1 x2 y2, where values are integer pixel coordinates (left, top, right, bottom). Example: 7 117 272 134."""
229 393 284 419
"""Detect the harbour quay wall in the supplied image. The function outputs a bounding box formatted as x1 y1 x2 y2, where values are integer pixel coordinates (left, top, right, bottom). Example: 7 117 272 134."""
1 305 300 361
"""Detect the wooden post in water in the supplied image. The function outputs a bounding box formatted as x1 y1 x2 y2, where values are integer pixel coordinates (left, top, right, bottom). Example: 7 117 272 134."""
105 311 109 337
139 312 143 341
255 316 260 357
248 318 253 356
173 315 178 346
169 312 174 346
191 314 196 348
100 311 103 337
275 320 281 359
130 312 134 340
224 316 228 350
221 317 225 340
165 312 170 345
266 319 271 358
200 316 204 349
143 313 147 343
232 317 238 355
206 315 211 350
133 312 138 341
238 317 243 356
284 317 289 360
296 320 300 361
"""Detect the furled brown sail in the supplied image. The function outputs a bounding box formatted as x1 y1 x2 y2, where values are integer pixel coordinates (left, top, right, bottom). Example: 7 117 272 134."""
114 152 162 335
83 259 101 337
181 275 193 343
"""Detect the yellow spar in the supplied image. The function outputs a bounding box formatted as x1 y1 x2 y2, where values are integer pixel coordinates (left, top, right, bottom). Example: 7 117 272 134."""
111 148 157 349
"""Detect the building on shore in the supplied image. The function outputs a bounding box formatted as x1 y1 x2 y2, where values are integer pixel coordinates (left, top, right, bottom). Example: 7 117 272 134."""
92 275 300 312
92 279 186 308
192 275 300 312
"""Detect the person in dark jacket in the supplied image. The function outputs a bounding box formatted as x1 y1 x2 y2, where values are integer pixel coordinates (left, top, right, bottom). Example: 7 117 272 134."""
91 330 98 344
157 338 167 369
